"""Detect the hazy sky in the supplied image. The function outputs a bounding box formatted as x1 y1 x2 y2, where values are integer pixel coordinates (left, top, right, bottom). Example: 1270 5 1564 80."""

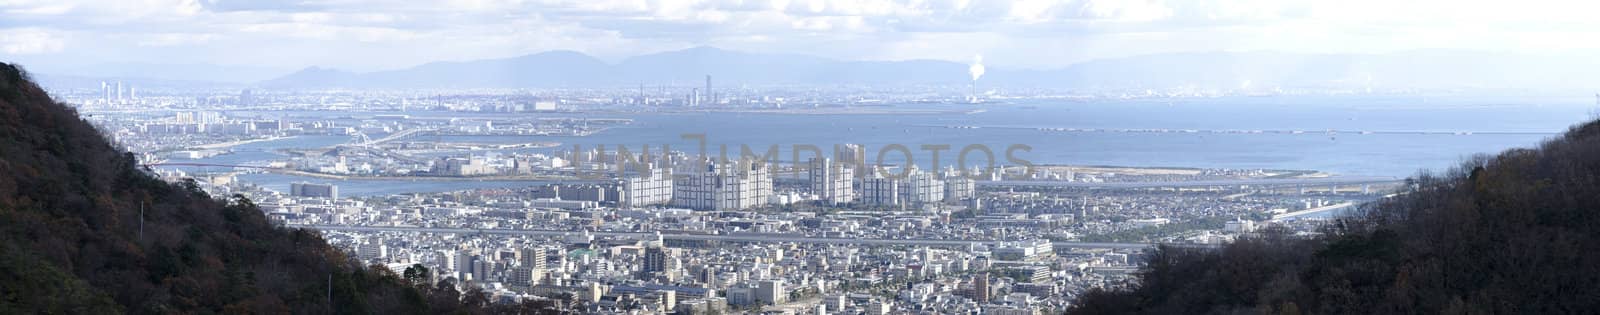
2 0 1598 73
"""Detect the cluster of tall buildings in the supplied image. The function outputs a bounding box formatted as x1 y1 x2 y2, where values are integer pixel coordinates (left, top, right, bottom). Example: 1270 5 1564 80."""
441 244 564 286
682 75 718 107
99 81 135 105
808 158 978 209
139 111 284 136
523 148 979 212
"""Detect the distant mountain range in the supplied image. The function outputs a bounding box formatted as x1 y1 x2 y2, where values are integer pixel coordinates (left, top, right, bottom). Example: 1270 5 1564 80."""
258 47 1600 91
24 62 288 90
259 46 979 89
27 46 1600 91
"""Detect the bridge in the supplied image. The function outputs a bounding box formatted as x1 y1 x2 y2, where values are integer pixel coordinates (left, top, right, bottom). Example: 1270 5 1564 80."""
143 162 285 170
359 128 431 146
288 224 1173 249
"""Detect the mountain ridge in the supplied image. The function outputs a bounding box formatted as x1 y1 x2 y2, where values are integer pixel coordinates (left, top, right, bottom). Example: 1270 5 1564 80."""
1068 116 1600 314
28 47 1600 91
0 63 557 314
256 47 1600 90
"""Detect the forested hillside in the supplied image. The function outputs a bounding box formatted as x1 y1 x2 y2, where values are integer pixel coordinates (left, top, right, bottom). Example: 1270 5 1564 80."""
0 63 556 314
1069 116 1600 314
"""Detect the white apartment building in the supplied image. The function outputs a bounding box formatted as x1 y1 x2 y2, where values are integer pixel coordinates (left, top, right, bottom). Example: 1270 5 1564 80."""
809 158 855 205
672 159 773 211
901 167 945 205
620 166 674 208
944 177 976 203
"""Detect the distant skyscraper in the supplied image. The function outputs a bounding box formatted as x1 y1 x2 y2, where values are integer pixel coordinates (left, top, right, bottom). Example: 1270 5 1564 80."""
356 241 387 261
471 256 491 282
973 273 990 303
697 266 717 284
643 246 670 274
900 166 945 205
704 75 713 105
809 158 855 205
857 175 900 206
116 81 124 102
455 252 477 278
944 177 976 203
520 247 547 270
239 89 254 106
290 182 338 199
757 280 785 305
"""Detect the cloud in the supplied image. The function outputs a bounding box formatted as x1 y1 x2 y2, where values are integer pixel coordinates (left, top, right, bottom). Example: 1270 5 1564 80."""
239 23 417 42
0 28 67 54
136 33 218 47
2 0 1600 71
197 0 325 12
3 2 77 15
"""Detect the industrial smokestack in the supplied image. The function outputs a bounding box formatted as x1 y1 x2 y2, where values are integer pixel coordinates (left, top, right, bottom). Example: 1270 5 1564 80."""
969 55 986 82
969 55 986 103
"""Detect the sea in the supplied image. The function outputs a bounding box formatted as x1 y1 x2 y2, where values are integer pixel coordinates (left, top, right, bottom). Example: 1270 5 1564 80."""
166 94 1597 197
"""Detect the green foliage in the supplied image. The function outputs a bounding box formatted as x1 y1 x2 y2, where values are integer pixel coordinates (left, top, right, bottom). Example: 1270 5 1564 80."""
1068 118 1600 314
0 63 565 314
404 264 431 285
0 242 121 314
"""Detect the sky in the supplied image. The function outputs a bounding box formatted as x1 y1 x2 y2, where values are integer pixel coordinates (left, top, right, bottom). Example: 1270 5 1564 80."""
2 0 1598 77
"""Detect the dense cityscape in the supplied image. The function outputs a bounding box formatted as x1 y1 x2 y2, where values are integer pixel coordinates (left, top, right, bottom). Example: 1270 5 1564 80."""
55 82 1403 314
7 1 1599 314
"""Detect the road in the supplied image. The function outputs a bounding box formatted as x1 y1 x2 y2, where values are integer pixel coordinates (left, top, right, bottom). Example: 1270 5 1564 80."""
361 128 429 146
288 224 1158 249
190 136 295 150
982 176 1401 188
1270 202 1356 221
263 168 599 182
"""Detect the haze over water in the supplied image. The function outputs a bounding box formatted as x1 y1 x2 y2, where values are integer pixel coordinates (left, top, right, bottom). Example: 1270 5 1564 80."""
180 94 1597 197
542 95 1582 177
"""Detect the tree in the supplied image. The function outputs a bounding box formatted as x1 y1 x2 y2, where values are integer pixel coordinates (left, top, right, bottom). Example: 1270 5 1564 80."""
0 63 572 314
404 264 431 285
1070 118 1600 314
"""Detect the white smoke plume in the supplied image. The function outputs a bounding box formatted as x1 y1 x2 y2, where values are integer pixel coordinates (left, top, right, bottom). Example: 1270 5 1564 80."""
968 54 986 81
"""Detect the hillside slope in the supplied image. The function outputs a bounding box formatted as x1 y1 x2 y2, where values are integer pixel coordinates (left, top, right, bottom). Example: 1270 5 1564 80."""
0 63 554 313
1068 118 1600 314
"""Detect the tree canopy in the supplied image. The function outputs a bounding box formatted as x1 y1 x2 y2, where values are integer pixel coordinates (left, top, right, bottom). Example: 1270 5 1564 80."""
1069 116 1600 314
0 63 560 314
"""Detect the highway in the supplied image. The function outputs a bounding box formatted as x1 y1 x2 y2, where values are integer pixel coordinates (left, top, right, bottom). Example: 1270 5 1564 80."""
1270 202 1357 221
189 135 295 150
360 128 430 146
983 176 1401 188
288 224 1159 249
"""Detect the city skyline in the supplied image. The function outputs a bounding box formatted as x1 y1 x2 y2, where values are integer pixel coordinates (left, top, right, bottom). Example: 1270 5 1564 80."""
1 1 1598 314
